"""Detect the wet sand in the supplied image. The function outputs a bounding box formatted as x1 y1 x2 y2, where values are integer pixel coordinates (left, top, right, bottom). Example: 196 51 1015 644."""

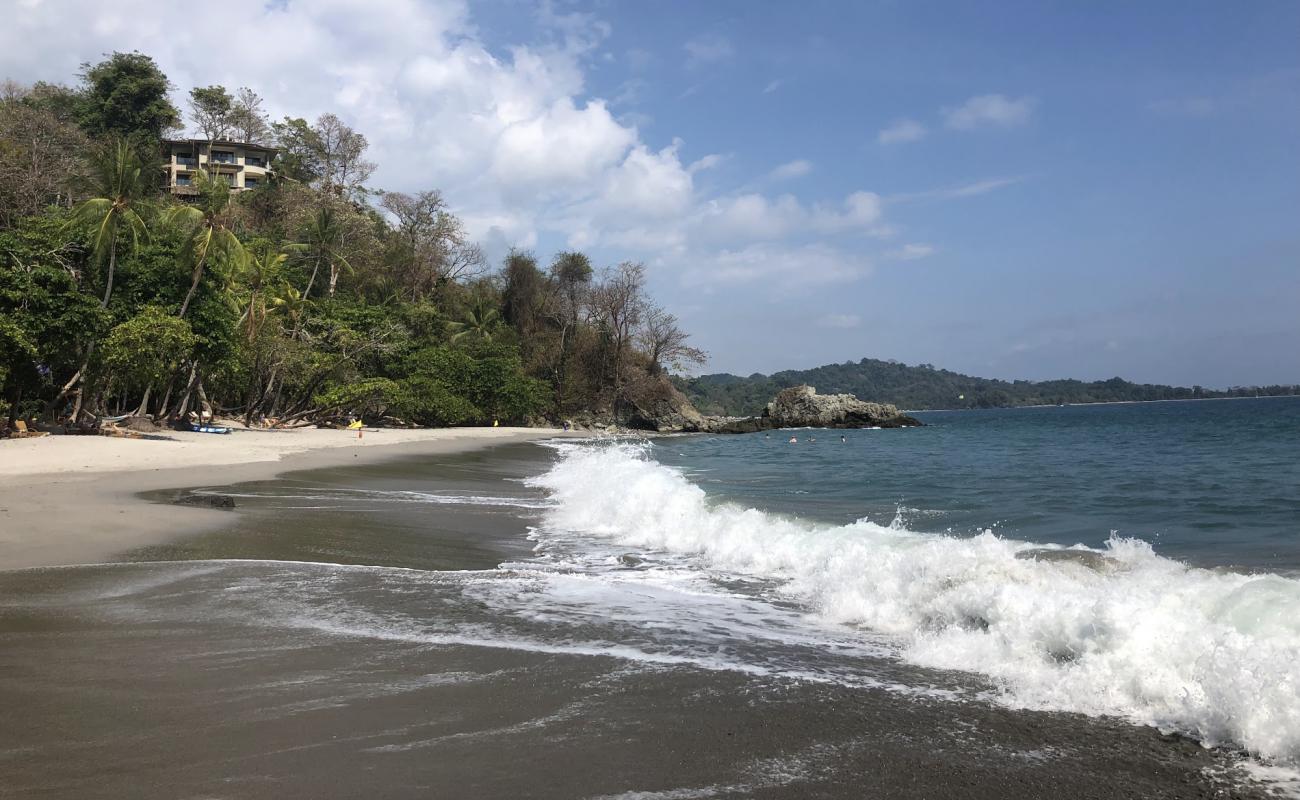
0 427 574 570
0 443 1275 798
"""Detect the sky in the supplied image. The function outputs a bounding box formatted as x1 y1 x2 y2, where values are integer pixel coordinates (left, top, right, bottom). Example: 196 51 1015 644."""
3 0 1298 387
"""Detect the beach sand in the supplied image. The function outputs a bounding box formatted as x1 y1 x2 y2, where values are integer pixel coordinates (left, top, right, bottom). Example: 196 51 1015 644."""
0 425 576 569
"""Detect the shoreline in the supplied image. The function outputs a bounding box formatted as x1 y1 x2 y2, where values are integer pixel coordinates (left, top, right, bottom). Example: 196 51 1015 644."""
0 426 583 571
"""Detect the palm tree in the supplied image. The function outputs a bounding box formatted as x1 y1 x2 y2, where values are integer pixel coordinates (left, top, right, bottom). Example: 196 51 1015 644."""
447 300 501 344
289 206 353 300
164 169 247 318
235 245 287 341
67 138 152 308
269 282 309 338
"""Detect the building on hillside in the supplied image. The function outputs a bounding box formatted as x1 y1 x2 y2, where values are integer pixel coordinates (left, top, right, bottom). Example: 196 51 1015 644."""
161 139 277 196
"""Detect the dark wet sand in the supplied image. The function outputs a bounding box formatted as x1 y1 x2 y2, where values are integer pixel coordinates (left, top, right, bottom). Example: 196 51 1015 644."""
0 443 1269 799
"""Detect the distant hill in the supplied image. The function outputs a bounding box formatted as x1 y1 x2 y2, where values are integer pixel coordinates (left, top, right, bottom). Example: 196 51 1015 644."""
674 358 1300 416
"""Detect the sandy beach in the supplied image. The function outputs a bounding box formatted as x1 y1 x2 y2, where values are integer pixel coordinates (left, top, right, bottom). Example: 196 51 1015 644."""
0 425 577 570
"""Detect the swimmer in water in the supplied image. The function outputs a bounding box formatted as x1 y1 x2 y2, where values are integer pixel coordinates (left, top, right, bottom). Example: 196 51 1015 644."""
841 435 847 443
788 436 797 443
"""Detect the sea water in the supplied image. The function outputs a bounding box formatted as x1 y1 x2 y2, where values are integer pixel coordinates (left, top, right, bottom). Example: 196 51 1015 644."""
527 398 1300 764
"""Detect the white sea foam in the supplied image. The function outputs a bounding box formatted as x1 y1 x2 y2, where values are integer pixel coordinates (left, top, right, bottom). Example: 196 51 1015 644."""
527 441 1300 763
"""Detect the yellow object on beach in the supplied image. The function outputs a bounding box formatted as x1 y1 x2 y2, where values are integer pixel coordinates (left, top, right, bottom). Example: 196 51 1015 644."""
347 420 363 430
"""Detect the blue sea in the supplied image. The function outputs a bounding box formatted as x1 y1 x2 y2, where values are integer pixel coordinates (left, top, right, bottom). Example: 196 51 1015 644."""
655 397 1300 571
529 397 1300 766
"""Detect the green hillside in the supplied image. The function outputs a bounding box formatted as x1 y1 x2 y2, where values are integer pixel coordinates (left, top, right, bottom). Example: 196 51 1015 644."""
676 358 1300 415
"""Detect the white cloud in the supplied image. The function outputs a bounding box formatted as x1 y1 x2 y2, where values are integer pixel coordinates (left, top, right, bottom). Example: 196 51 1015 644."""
0 1 905 287
892 175 1027 202
768 159 813 180
762 79 785 94
695 190 886 243
684 35 735 69
877 118 927 145
817 313 862 329
943 94 1034 129
889 243 936 260
681 243 871 291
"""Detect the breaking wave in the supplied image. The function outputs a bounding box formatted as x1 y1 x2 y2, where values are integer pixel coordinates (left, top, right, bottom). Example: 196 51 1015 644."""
527 441 1300 763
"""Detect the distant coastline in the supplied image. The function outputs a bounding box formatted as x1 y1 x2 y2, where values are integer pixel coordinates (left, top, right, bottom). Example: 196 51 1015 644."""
679 356 1299 417
906 394 1300 413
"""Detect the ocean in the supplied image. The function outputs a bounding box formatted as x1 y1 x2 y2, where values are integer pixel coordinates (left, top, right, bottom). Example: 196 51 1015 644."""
532 397 1300 772
2 399 1298 797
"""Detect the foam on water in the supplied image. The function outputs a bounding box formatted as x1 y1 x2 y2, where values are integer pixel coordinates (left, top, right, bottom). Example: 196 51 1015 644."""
527 440 1300 764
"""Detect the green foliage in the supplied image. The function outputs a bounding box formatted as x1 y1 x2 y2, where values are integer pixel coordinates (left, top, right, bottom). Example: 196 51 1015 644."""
77 52 179 146
188 85 233 140
0 213 104 369
100 306 196 393
66 138 153 306
270 116 322 184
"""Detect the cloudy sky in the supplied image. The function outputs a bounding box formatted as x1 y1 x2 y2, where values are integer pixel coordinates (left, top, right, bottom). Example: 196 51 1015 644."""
4 0 1298 386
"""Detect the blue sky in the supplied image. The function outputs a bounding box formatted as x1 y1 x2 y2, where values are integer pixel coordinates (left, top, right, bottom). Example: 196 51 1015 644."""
4 1 1298 386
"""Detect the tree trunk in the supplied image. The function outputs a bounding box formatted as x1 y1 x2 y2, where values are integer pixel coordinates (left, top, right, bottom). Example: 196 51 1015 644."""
303 258 322 300
178 258 205 319
133 387 152 417
101 241 117 308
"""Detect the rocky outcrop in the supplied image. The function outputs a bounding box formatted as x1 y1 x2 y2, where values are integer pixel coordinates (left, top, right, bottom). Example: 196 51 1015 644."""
623 375 708 433
764 385 919 428
700 385 922 432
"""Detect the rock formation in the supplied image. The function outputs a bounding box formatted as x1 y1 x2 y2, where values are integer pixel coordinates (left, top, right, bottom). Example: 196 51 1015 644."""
763 385 920 428
622 375 708 433
700 385 921 432
616 381 921 434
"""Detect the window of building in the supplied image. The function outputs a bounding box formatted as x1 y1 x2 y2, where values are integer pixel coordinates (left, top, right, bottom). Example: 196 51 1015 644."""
244 177 259 188
245 154 265 168
175 152 196 166
175 173 192 186
222 173 236 186
211 151 236 164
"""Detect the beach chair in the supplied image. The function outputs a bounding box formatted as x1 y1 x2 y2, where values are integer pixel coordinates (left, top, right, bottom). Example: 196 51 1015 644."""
11 421 49 439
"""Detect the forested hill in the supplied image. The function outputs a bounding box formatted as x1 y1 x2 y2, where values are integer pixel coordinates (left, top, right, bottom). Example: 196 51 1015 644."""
676 358 1300 415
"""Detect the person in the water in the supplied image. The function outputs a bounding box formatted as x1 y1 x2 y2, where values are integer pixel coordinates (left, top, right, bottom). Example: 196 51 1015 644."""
788 436 797 443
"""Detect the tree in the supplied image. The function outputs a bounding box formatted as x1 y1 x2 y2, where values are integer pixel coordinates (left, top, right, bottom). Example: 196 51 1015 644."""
0 86 92 227
0 214 103 427
447 299 501 344
164 169 246 318
380 190 484 299
501 250 546 337
545 250 593 409
67 138 153 308
100 306 196 397
291 205 355 300
313 113 374 195
270 117 322 184
188 85 233 141
228 87 269 144
589 262 646 409
638 303 706 374
77 52 180 146
235 244 286 341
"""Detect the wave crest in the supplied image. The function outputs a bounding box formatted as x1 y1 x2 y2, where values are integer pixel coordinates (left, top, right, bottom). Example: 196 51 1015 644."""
528 441 1300 763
